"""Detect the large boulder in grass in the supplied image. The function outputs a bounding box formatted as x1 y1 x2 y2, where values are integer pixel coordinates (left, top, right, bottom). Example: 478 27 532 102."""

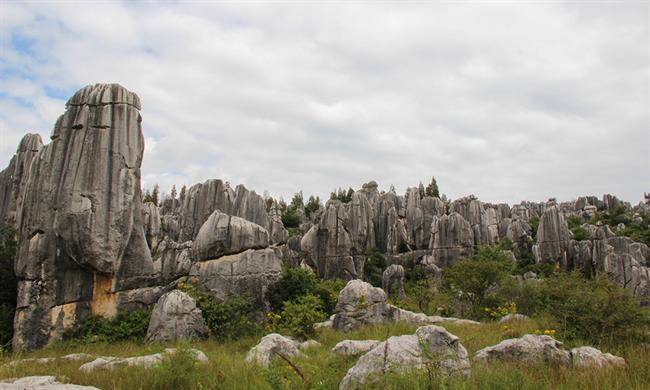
245 333 319 367
332 280 389 331
339 325 470 390
145 290 209 342
0 376 99 389
474 334 571 365
570 346 626 368
331 340 381 357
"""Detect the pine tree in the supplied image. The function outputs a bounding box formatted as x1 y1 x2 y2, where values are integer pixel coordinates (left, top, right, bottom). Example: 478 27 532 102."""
425 177 440 198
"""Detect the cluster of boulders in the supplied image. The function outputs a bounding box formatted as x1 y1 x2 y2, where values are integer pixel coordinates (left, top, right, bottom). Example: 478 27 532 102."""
1 82 648 352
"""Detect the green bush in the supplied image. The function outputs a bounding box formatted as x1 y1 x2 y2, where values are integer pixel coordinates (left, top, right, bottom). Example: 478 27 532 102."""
281 208 301 229
78 309 152 343
152 345 213 389
0 225 17 351
567 217 589 241
534 272 648 344
363 247 386 287
305 195 321 219
529 216 540 238
180 281 259 341
268 294 326 340
267 268 343 315
442 246 515 319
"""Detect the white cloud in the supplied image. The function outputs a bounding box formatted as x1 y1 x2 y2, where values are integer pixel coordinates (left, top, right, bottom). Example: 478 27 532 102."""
0 1 648 204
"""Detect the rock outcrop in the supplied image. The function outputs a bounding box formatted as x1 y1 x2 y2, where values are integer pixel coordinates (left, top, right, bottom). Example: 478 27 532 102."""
193 210 269 261
0 376 99 389
339 325 470 390
534 205 571 264
145 290 209 342
142 201 161 251
12 84 155 351
381 264 406 299
331 339 381 357
570 346 626 368
332 280 389 331
430 212 474 267
474 334 571 365
79 348 208 372
245 333 305 367
0 133 43 227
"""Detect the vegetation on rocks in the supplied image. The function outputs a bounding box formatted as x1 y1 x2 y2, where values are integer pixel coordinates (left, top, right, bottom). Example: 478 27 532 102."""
0 225 17 351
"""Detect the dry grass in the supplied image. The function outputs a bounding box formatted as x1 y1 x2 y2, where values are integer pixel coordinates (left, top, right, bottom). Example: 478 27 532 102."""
0 318 647 389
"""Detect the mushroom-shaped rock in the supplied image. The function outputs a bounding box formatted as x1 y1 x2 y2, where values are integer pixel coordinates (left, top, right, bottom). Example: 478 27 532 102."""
193 210 270 261
474 334 570 365
331 340 381 357
245 333 303 367
146 290 209 342
332 280 388 331
570 346 625 368
339 325 470 390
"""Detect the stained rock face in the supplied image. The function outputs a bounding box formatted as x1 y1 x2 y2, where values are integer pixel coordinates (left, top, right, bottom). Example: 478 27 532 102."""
145 290 208 342
152 238 194 285
0 133 43 227
193 210 269 261
12 84 154 351
474 334 571 365
339 325 470 390
430 212 475 267
189 248 282 308
142 201 161 251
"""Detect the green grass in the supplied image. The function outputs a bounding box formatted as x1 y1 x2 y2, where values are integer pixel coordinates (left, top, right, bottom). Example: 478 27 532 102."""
0 318 647 389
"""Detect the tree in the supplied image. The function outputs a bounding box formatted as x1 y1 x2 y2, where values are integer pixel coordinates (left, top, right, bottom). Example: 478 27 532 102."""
425 177 440 198
305 195 320 218
152 184 160 206
290 191 304 210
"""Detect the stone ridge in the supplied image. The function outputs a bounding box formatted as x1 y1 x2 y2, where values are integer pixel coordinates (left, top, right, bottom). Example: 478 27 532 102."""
66 83 141 109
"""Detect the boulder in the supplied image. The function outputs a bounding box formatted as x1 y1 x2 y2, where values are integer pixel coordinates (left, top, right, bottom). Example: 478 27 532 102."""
189 248 282 308
332 280 389 331
498 313 529 323
79 348 208 372
0 376 99 389
152 238 194 285
339 325 470 389
331 340 381 357
570 346 625 368
245 333 304 367
193 210 269 261
474 334 570 365
145 290 209 342
12 84 155 351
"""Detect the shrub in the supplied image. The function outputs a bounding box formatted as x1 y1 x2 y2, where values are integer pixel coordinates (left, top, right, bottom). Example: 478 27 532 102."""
363 247 386 287
442 246 515 319
152 345 211 390
180 281 259 340
78 309 151 343
267 268 343 316
567 216 589 241
534 272 648 344
268 294 326 339
305 195 321 219
529 216 540 238
281 208 301 229
0 225 17 351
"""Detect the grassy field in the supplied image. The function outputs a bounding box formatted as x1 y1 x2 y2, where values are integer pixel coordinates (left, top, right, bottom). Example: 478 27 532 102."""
0 318 648 389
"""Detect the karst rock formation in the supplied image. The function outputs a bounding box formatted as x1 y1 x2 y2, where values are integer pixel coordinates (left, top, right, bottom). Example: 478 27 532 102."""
1 83 648 350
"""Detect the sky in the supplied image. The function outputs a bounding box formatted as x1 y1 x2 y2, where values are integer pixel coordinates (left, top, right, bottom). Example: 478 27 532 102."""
1 1 648 205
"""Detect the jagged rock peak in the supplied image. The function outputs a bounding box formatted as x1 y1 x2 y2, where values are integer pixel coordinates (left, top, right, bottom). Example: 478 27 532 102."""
66 83 141 109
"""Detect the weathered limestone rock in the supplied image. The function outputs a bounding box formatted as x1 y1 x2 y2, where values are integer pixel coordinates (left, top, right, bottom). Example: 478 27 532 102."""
0 376 99 389
5 353 94 367
331 340 382 357
245 333 304 367
193 210 269 261
152 238 193 285
13 84 155 351
474 334 570 365
381 264 406 299
535 205 571 264
189 248 282 308
268 203 288 244
339 325 470 390
0 133 43 227
177 180 273 242
332 280 389 331
300 201 357 280
79 348 208 372
570 346 625 368
349 191 375 255
498 313 529 323
505 219 533 259
145 290 208 342
430 212 474 267
142 201 161 251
